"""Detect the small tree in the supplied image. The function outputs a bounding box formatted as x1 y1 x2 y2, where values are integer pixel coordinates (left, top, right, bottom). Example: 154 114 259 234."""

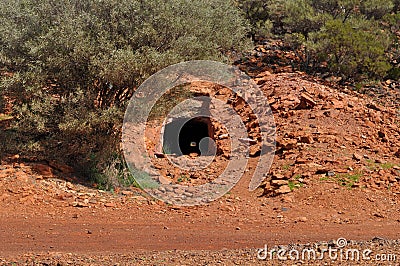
238 0 395 81
236 0 273 40
383 12 400 80
271 0 326 38
360 0 395 19
0 0 250 179
309 18 391 80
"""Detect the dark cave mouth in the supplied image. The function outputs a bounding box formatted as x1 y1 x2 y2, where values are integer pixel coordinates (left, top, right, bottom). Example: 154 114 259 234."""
163 117 215 156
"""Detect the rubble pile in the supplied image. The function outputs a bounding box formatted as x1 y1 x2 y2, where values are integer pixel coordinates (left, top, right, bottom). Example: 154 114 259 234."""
255 71 400 195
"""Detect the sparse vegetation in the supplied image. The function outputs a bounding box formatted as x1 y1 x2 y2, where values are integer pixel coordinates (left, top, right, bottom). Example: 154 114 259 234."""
379 162 396 170
288 180 303 191
319 171 364 189
366 160 397 171
335 172 363 189
177 175 191 183
89 154 139 191
282 163 292 171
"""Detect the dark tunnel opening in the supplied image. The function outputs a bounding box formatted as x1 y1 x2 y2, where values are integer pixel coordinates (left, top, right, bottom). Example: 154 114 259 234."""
163 117 214 156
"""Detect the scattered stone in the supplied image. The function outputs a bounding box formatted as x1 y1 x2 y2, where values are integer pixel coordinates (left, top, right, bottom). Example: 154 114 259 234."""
249 145 261 157
297 93 317 109
32 164 53 177
327 171 335 177
276 185 291 194
219 134 229 140
48 161 74 174
375 159 386 164
297 217 308 223
280 139 297 150
373 212 385 218
158 176 172 185
271 180 288 186
154 152 166 158
71 202 89 208
238 138 257 145
366 103 382 111
121 191 133 196
299 135 313 144
273 173 287 180
104 202 116 208
295 158 308 164
353 153 363 161
364 120 375 128
378 131 388 142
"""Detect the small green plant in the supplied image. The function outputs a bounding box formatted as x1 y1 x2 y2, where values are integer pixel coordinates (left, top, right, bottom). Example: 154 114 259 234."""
335 172 363 189
288 181 297 190
128 166 159 190
162 141 173 155
354 83 363 91
86 154 142 191
380 162 395 170
320 170 363 189
366 159 378 171
293 174 302 180
366 160 396 171
177 175 190 183
282 163 292 170
367 160 379 170
288 180 303 191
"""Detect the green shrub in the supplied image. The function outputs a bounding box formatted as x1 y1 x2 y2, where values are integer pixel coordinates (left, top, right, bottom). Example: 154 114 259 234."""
238 0 396 81
0 0 250 181
269 0 328 38
236 0 272 39
383 13 400 79
360 0 394 19
309 18 392 80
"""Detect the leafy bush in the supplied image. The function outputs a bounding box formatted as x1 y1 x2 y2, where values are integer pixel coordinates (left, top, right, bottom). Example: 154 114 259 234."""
236 0 272 39
360 0 394 19
309 18 392 80
269 0 327 37
0 0 250 180
383 12 400 80
239 0 397 81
